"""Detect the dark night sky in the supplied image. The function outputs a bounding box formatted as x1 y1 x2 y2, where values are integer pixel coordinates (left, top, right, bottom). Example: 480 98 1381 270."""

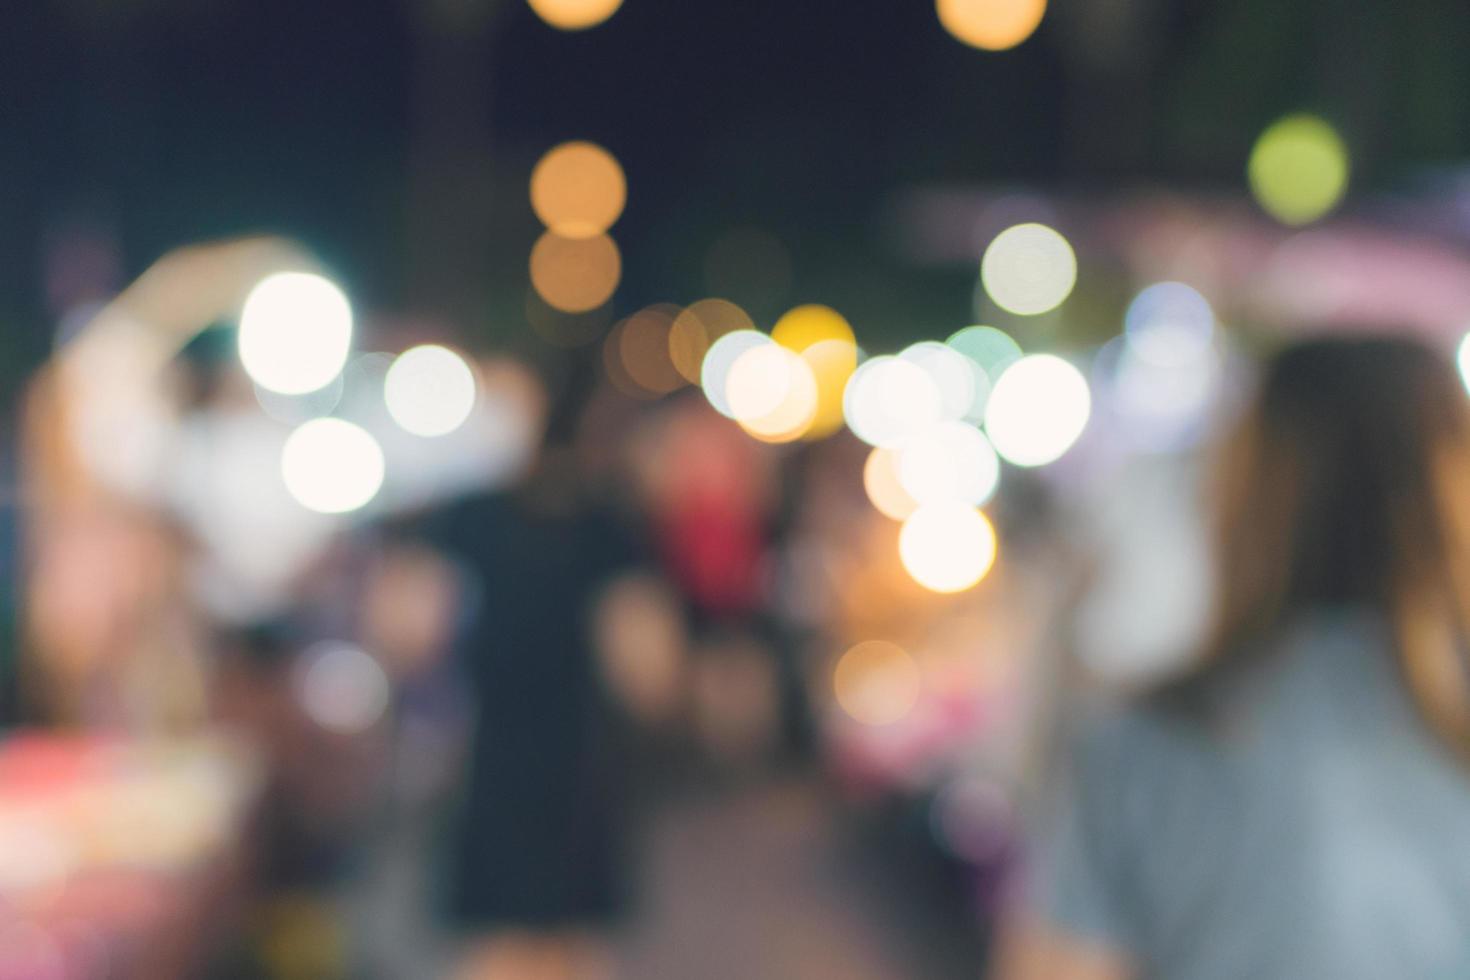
4 0 1470 380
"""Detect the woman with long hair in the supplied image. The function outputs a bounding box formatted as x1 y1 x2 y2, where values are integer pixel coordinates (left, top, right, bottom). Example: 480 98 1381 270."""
998 336 1470 979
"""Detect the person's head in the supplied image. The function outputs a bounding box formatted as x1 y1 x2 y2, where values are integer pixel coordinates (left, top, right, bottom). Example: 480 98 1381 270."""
1198 334 1470 755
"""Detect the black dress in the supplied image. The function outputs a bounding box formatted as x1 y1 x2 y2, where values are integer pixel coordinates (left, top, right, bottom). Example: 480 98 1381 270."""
428 488 636 930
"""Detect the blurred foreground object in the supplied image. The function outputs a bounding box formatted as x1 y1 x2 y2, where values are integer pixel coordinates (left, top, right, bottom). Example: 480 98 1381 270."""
20 237 313 727
0 732 260 978
1001 338 1470 980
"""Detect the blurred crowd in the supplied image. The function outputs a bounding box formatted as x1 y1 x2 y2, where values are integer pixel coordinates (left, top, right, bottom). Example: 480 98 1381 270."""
13 3 1470 978
0 245 1073 977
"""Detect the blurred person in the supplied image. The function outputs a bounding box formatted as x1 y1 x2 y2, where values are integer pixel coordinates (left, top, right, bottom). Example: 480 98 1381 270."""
631 400 797 767
19 364 208 730
16 237 314 729
416 353 652 980
636 402 772 624
998 337 1470 979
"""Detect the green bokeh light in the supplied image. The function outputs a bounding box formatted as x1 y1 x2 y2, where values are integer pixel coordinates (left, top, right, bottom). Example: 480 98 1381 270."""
1248 114 1350 226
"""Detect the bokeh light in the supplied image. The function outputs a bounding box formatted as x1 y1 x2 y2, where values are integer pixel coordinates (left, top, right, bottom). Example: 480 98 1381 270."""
771 304 855 353
384 344 477 437
238 272 353 395
898 420 1000 506
1124 282 1216 366
669 298 754 384
334 351 395 419
947 325 1022 379
946 325 1021 420
701 329 773 418
800 338 859 440
833 640 922 726
530 231 621 313
616 305 687 396
980 222 1077 316
899 504 998 593
294 641 390 735
843 355 944 448
526 0 623 31
280 418 386 514
727 344 799 422
254 373 345 426
726 343 819 442
1103 337 1220 453
864 447 920 521
936 0 1046 51
603 320 655 401
1459 333 1470 395
901 341 979 421
530 141 626 238
984 354 1091 467
1248 113 1350 225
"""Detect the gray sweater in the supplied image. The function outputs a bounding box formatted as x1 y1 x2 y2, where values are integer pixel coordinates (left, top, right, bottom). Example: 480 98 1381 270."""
1030 610 1470 979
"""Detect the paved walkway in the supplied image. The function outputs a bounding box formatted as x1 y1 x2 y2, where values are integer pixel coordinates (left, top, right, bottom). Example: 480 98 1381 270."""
346 774 984 978
619 777 983 980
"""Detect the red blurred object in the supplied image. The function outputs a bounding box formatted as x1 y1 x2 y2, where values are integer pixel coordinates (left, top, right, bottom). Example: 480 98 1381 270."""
657 492 767 617
650 408 773 618
0 734 118 797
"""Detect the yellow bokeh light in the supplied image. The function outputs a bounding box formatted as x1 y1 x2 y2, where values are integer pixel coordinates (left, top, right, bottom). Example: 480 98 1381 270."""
833 640 922 726
669 298 754 384
617 305 686 396
899 504 997 594
530 231 621 313
864 447 920 521
603 323 655 401
800 338 858 440
1248 113 1350 226
772 304 855 354
530 141 626 239
981 222 1076 316
526 0 623 31
727 344 819 443
936 0 1046 51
